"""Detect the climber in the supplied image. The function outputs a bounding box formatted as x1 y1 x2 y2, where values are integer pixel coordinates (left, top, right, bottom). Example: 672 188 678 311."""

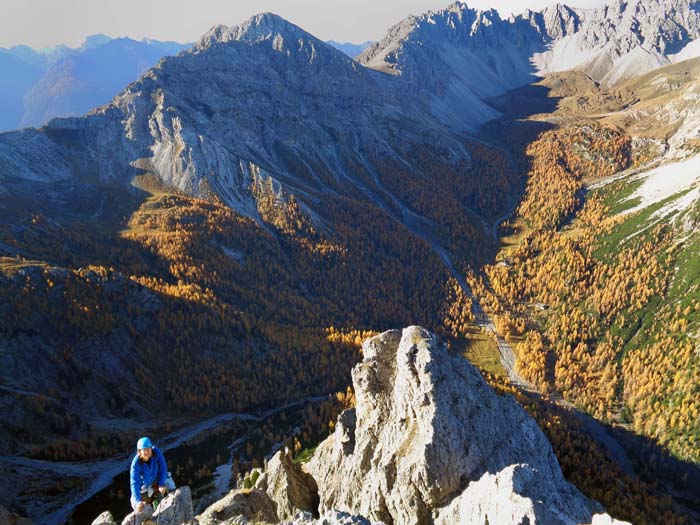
129 436 173 513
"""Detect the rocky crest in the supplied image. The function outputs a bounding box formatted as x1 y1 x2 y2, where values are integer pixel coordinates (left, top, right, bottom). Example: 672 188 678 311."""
359 0 700 96
357 2 552 129
0 12 472 224
96 328 629 525
534 0 700 83
307 327 626 525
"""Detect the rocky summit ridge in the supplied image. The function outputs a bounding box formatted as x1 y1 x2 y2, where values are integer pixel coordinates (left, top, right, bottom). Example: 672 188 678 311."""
0 11 471 225
533 0 700 83
2 1 700 218
359 0 700 106
93 328 630 525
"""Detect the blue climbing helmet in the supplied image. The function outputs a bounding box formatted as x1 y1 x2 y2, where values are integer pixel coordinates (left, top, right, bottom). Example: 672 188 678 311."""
137 436 153 450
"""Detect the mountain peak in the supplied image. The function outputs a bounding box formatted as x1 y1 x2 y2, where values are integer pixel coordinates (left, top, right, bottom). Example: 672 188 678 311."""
307 327 627 524
195 13 317 52
81 34 112 50
231 12 309 42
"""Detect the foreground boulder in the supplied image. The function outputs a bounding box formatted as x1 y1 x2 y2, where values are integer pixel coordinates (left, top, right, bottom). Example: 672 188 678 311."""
154 486 195 525
433 464 582 524
197 488 277 525
197 447 319 525
308 327 628 525
91 510 116 525
263 448 319 520
121 487 193 525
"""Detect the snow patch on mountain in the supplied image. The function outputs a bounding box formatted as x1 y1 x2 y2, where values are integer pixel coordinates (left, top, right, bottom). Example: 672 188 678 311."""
670 38 700 63
603 46 670 85
533 0 700 84
624 155 700 217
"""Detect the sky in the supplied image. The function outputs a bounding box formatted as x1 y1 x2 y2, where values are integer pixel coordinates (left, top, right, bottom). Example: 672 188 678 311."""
1 0 607 50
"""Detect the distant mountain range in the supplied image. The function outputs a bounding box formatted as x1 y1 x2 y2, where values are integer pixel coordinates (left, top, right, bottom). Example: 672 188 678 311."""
357 0 700 129
3 1 700 238
5 0 698 136
0 36 377 133
0 35 190 132
326 40 374 58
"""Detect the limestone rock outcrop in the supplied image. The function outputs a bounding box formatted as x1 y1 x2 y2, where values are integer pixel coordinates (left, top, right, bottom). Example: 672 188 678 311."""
91 510 117 525
282 510 380 525
153 487 195 525
95 327 631 525
121 487 194 525
197 488 277 525
308 327 626 525
433 464 585 525
263 448 318 520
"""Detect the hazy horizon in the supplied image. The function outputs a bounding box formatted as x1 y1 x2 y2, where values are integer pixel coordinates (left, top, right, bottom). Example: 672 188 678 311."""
2 0 606 50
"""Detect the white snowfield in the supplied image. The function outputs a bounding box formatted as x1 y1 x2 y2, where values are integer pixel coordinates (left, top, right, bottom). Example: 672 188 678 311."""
670 38 700 63
624 154 700 218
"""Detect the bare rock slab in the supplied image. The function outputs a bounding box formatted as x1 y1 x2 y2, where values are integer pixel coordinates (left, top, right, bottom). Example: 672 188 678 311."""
308 327 624 525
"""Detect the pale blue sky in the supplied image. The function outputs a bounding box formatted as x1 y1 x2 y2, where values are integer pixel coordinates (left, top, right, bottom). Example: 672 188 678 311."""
2 0 607 49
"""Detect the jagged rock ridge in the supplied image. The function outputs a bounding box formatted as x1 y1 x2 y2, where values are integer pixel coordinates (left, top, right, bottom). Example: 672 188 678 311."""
0 12 474 224
359 0 700 99
534 0 700 83
308 327 627 524
142 327 629 525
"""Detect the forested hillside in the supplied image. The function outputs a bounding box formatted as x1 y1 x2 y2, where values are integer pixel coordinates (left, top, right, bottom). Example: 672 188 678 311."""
477 67 700 481
0 136 516 460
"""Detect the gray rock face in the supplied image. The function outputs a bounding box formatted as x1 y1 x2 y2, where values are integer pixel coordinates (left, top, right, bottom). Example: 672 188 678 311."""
121 487 193 525
433 464 632 525
528 4 583 41
264 448 318 520
307 327 624 525
534 0 700 83
121 505 153 525
0 12 474 225
91 511 117 525
359 0 700 95
197 489 277 525
357 2 551 129
282 510 381 525
153 487 195 525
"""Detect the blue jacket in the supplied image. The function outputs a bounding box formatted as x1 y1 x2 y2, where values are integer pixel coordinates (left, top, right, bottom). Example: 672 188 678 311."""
130 446 168 502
